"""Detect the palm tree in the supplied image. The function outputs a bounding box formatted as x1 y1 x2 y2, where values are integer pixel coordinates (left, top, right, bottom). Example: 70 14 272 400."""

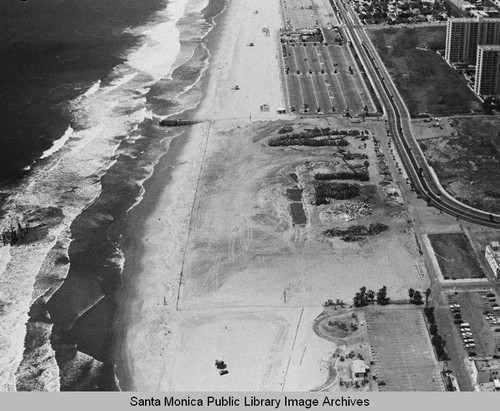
424 288 431 309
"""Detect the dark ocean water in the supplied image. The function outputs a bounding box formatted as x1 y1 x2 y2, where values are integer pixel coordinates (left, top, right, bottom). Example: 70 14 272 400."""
1 0 227 391
7 0 229 391
0 0 165 185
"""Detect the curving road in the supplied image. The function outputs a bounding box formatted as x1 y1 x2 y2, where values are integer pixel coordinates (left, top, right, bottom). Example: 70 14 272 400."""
331 0 500 229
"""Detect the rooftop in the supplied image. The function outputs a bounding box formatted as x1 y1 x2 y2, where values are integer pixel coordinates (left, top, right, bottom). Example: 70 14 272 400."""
478 45 500 51
448 17 500 23
488 242 500 257
352 359 368 374
475 358 500 371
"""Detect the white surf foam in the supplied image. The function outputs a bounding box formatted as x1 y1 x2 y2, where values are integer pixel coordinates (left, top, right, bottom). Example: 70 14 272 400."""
104 71 138 94
82 80 101 98
39 125 74 159
127 0 190 80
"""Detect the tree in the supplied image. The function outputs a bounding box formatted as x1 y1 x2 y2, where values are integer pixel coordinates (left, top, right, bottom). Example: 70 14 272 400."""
353 287 370 307
408 288 415 301
431 334 445 348
345 111 351 123
412 290 423 305
366 289 375 302
353 292 363 308
429 324 438 336
424 306 436 324
424 288 431 309
376 285 390 305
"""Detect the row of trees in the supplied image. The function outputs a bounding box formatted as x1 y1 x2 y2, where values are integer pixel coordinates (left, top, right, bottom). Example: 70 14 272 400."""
408 288 431 307
353 286 389 307
424 306 449 361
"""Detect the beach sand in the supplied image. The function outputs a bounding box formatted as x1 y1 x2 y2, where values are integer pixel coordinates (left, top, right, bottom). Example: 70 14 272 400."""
118 0 290 390
117 0 428 391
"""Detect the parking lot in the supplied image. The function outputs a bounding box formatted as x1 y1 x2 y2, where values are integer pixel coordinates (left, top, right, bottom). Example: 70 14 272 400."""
280 0 375 116
366 307 444 391
447 291 500 358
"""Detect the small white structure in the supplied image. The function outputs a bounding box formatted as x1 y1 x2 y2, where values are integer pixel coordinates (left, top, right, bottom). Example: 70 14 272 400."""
351 359 369 380
276 107 286 114
485 241 500 278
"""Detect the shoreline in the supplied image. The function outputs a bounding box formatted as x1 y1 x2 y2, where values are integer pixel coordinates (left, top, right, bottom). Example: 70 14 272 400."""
114 0 229 390
114 0 286 390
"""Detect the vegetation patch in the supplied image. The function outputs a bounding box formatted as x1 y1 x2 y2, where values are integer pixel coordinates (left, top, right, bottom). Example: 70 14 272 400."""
315 170 369 182
428 233 484 280
278 125 294 134
420 117 500 214
322 317 359 339
323 223 389 242
314 182 360 205
424 307 449 361
268 127 362 147
368 26 482 117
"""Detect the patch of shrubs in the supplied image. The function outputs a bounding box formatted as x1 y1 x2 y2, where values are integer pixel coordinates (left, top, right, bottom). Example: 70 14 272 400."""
278 125 294 134
268 136 349 147
424 307 436 324
314 182 360 205
268 127 359 147
323 223 389 241
315 171 369 182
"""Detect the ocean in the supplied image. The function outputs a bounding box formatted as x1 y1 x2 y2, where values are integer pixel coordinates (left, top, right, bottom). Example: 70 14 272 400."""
0 0 227 390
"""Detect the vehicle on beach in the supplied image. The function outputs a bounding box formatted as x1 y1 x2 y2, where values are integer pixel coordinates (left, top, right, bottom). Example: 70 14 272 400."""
215 358 228 376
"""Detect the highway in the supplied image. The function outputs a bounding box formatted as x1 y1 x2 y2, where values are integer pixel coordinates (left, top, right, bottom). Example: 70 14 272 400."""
331 0 500 229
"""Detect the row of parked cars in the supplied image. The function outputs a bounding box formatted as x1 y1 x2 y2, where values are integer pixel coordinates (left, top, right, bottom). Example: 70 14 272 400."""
480 292 500 325
450 304 477 354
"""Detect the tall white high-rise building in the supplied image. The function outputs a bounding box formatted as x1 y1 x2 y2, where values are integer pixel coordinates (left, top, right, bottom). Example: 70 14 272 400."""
445 17 500 64
474 45 500 95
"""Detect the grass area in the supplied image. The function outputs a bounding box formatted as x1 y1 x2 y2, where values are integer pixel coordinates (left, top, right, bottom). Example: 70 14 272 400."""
428 233 484 280
368 26 482 117
420 117 500 214
317 315 360 340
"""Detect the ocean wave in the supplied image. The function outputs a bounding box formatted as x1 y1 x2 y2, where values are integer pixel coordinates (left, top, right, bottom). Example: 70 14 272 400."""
1 0 229 390
82 80 101 98
39 125 74 160
103 71 139 94
127 0 190 80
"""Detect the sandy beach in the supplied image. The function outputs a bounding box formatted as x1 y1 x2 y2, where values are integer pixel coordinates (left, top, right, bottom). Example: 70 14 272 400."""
118 0 289 390
117 0 429 391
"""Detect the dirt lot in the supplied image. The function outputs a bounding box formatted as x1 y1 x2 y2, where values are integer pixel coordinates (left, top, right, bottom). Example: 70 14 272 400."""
368 26 482 117
365 306 444 391
168 117 428 390
419 116 500 214
179 118 426 310
428 233 484 280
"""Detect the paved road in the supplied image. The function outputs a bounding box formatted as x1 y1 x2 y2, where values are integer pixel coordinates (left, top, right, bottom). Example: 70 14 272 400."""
332 0 500 230
328 0 500 391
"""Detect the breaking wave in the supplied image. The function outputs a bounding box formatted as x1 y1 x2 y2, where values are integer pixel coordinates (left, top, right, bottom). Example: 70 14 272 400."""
39 125 74 160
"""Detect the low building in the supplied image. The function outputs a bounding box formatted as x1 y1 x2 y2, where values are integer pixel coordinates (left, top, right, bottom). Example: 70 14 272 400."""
485 241 500 278
351 359 369 380
473 358 500 384
475 380 500 391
